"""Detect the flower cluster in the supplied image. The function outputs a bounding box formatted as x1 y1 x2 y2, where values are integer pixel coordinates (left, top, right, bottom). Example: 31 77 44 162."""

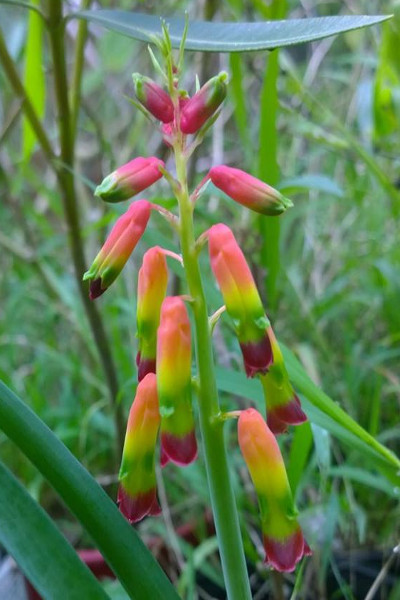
84 52 311 572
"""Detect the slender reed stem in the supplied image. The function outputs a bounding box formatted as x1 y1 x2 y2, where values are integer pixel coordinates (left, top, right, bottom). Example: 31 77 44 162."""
173 142 252 600
45 0 124 455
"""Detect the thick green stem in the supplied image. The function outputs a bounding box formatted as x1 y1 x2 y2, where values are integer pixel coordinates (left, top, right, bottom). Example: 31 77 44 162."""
46 1 124 455
174 148 252 600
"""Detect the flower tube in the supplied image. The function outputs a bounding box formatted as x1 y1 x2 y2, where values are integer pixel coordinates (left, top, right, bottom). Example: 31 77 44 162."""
208 223 273 376
260 327 307 434
95 157 165 203
238 408 311 572
83 199 151 299
136 246 168 381
157 296 197 465
118 373 161 523
180 72 228 134
209 165 293 216
132 74 174 123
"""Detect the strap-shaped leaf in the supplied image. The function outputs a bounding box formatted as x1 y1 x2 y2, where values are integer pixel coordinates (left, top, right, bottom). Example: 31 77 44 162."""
0 461 108 600
73 11 390 52
0 380 180 600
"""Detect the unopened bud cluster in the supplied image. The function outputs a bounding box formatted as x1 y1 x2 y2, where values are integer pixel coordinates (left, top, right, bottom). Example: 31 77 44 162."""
84 47 311 573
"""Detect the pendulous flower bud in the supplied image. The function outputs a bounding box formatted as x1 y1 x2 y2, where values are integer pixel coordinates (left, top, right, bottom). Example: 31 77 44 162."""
209 165 293 216
180 72 228 134
136 246 169 381
118 373 161 523
133 74 174 123
83 199 151 299
208 223 273 377
260 327 307 434
157 297 197 466
95 157 165 203
238 408 312 572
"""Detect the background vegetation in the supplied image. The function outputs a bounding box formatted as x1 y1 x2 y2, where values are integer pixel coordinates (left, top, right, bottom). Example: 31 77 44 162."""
0 0 399 598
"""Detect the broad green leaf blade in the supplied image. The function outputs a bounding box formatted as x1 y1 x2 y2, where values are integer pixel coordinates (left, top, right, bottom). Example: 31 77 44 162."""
0 461 108 600
23 0 45 159
73 11 390 52
0 380 180 600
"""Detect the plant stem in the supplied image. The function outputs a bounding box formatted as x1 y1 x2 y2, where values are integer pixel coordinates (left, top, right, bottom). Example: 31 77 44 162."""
173 146 252 600
46 0 124 455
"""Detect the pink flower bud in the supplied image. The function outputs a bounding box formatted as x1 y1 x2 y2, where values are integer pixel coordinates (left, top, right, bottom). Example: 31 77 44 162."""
180 72 228 134
209 165 293 216
95 157 165 203
133 74 174 123
83 200 151 299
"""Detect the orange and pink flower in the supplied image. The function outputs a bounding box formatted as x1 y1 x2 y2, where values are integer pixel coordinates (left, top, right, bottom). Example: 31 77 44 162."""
118 373 161 523
83 199 151 299
157 297 197 466
208 223 273 376
238 408 311 572
136 246 168 381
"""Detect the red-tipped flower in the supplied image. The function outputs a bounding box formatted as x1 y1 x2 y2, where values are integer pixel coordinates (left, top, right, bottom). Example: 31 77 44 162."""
209 165 293 216
238 409 311 572
157 297 197 466
180 72 228 134
95 157 165 203
133 74 174 123
118 373 161 523
208 224 273 376
83 200 151 299
261 327 307 434
136 246 168 381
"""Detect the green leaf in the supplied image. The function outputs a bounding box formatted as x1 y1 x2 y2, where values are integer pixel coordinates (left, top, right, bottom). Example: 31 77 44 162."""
0 461 109 600
327 465 400 498
0 379 180 600
73 11 390 52
279 174 344 198
23 0 45 160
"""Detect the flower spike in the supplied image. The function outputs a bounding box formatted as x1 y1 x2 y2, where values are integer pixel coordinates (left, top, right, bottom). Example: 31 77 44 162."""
260 327 307 434
238 409 311 572
83 199 151 299
157 296 197 465
95 157 165 203
180 72 228 134
133 74 174 123
118 373 161 523
209 165 293 216
208 223 273 376
136 246 169 381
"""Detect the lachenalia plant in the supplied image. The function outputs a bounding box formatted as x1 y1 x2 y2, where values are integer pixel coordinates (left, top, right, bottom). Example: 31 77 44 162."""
84 24 310 598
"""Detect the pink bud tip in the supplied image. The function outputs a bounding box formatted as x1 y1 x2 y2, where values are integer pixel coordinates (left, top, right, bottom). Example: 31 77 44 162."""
95 157 165 203
263 528 312 572
180 72 228 134
133 74 174 123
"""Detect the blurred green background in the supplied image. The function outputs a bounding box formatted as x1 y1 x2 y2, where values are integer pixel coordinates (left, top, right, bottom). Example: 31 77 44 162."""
0 1 399 598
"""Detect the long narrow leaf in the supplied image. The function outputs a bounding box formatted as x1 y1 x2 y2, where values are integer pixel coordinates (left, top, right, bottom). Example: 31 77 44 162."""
0 461 109 600
73 11 390 53
23 0 45 159
0 380 180 600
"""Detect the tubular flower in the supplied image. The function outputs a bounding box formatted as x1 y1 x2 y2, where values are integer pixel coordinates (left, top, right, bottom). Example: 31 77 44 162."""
157 297 197 466
118 373 161 523
133 74 174 123
208 223 273 376
238 409 311 572
260 327 307 434
209 165 293 216
136 246 168 381
180 72 228 134
83 199 151 299
95 157 165 203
